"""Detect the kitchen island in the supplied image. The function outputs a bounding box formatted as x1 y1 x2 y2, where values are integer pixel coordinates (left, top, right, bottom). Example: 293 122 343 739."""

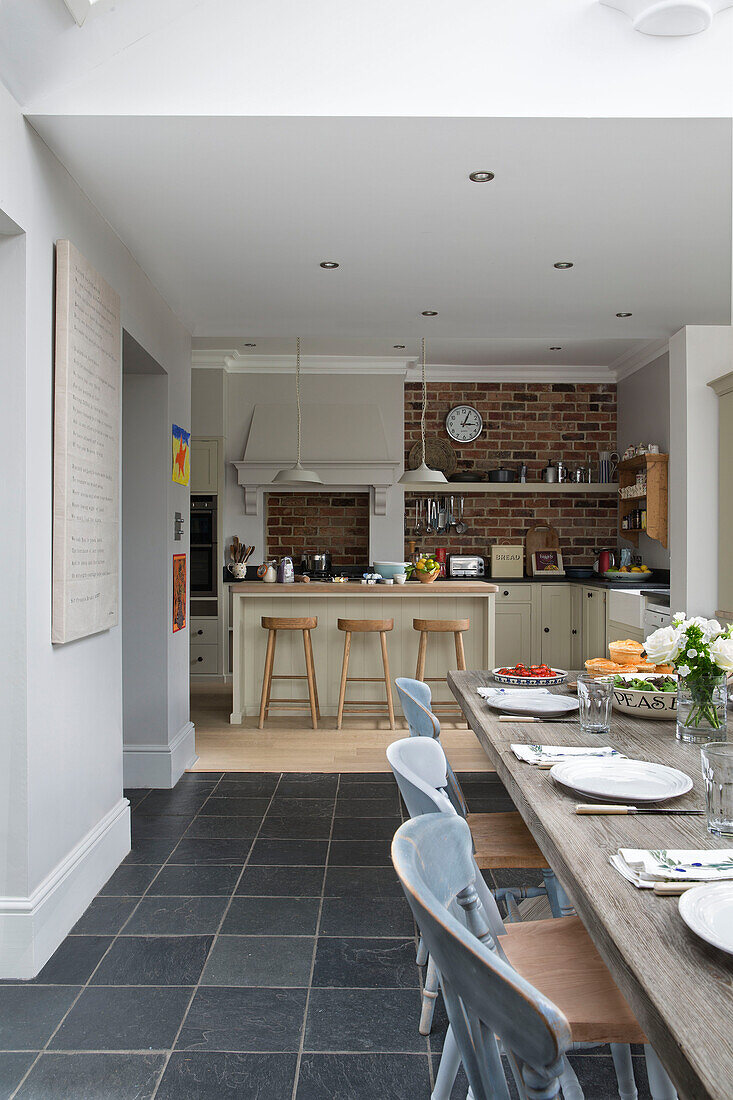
228 581 497 723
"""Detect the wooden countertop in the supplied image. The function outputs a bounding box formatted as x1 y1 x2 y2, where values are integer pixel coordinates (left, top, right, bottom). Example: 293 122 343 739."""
229 580 497 595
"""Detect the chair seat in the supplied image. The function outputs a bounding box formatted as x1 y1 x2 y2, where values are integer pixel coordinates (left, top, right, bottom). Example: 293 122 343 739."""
413 617 469 633
467 812 547 869
502 915 646 1045
338 618 394 632
261 616 317 630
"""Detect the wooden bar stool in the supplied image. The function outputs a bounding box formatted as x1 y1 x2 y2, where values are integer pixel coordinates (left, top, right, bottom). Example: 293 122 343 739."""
258 616 320 730
336 618 396 730
413 617 469 713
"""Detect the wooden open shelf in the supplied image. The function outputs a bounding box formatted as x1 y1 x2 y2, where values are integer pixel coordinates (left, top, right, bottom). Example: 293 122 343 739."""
618 453 668 548
407 483 618 494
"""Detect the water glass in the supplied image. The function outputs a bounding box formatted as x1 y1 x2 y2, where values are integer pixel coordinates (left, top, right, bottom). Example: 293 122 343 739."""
577 673 614 735
701 742 733 837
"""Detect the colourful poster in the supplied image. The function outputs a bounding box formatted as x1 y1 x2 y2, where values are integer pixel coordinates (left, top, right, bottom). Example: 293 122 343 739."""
173 554 187 632
172 424 190 485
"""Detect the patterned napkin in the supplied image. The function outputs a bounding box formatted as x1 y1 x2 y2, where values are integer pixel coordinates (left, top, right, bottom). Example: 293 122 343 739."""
478 687 551 703
512 744 624 766
611 848 733 888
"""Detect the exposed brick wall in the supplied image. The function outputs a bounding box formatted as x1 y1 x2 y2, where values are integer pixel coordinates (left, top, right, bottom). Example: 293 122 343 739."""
266 493 370 567
404 382 618 567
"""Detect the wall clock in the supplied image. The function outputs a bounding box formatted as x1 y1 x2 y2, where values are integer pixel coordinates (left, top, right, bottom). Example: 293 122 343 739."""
445 405 483 443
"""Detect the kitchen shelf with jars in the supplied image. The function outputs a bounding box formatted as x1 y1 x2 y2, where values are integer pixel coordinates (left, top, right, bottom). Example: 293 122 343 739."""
618 451 668 548
406 482 619 494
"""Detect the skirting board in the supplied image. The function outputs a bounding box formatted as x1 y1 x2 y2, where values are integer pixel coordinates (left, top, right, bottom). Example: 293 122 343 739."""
0 798 130 980
123 721 197 788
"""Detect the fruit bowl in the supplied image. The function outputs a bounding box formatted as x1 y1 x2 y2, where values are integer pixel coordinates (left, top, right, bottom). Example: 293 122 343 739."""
415 568 440 584
603 570 655 583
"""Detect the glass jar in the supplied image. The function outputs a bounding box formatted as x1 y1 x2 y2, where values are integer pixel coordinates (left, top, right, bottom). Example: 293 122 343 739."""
676 672 728 744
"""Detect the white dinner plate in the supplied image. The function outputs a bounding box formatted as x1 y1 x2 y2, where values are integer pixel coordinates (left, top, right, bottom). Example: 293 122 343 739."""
679 882 733 956
549 758 692 803
488 696 579 719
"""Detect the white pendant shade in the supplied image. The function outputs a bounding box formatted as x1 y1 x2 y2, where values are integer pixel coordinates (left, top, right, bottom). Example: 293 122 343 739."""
398 336 448 486
600 0 733 35
271 461 323 486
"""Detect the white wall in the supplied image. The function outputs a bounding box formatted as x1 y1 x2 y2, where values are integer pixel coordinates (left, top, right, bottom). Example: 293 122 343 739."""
617 353 671 569
669 326 733 617
0 79 191 976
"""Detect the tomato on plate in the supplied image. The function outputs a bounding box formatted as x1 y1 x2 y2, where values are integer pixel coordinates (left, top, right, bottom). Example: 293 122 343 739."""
497 663 556 678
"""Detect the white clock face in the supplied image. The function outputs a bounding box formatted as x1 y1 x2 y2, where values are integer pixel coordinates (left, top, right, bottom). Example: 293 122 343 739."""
445 405 483 443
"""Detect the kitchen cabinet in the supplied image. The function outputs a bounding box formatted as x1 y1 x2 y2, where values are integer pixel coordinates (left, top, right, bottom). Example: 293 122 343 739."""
191 438 219 493
539 585 572 670
582 586 607 662
495 603 532 668
570 585 583 669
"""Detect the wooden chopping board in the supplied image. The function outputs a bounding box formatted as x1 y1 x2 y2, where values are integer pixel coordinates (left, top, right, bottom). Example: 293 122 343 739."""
525 523 560 573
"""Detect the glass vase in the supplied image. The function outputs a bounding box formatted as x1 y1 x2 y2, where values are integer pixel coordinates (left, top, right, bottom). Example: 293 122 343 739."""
676 672 728 744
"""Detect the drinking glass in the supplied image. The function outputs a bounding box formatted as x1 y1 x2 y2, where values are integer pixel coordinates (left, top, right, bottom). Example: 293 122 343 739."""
577 674 614 735
701 742 733 837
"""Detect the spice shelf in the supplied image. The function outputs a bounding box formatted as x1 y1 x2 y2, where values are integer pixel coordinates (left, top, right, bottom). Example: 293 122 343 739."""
618 453 668 548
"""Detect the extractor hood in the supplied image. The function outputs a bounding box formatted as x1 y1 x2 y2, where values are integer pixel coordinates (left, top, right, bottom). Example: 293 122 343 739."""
233 402 400 516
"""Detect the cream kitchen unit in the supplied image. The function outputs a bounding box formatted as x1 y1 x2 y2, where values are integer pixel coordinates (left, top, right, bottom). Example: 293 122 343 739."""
495 582 609 668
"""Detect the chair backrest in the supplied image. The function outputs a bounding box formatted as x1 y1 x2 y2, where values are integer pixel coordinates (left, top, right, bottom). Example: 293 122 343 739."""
395 677 469 817
392 814 571 1100
386 737 504 936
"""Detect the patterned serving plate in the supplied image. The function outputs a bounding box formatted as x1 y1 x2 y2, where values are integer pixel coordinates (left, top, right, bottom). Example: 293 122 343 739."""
492 667 568 687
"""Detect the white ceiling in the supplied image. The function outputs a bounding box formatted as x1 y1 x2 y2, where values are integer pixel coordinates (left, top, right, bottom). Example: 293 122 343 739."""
30 115 732 364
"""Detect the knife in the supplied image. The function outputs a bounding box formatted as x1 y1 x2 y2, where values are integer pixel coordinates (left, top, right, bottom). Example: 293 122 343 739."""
575 804 704 815
652 882 700 895
498 715 575 723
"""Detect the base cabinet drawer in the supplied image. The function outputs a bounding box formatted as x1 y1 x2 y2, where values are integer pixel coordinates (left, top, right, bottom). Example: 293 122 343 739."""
495 585 532 604
190 618 218 645
191 643 219 674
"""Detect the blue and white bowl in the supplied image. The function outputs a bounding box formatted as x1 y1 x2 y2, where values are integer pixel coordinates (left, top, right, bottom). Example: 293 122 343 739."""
492 667 568 687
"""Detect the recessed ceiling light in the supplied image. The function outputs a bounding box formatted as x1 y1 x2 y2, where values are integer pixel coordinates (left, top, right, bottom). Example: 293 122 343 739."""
616 312 633 318
549 346 562 351
319 261 339 269
243 343 256 347
469 171 495 183
393 345 406 349
421 311 438 317
553 262 574 269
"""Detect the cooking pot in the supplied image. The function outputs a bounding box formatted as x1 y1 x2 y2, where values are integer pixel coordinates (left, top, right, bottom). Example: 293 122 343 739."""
300 551 332 573
449 470 481 482
487 468 515 483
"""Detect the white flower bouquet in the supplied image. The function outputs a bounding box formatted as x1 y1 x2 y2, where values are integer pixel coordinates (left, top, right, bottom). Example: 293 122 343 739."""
645 614 732 737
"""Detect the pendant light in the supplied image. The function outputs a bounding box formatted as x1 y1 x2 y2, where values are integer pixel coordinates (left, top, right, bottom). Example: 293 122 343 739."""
272 337 323 485
399 337 447 485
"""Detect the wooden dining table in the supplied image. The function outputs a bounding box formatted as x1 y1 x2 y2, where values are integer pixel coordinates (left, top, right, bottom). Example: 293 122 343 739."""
447 669 733 1100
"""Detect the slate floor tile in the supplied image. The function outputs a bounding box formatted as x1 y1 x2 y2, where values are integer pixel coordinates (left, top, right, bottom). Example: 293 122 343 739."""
323 867 403 898
169 838 253 865
124 837 179 866
215 777 279 796
49 986 193 1051
100 864 162 896
124 789 150 808
259 816 332 840
236 865 325 897
336 781 395 799
27 937 113 985
177 987 307 1052
568 1055 652 1100
184 816 262 840
312 938 419 988
304 988 425 1053
249 839 329 866
123 897 228 935
131 814 195 839
465 797 519 814
72 897 138 935
15 1053 166 1099
332 772 390 783
319 898 413 938
221 896 320 936
327 840 392 866
155 1052 298 1099
296 1053 431 1099
0 986 81 1050
91 936 213 986
136 791 212 816
202 796 272 817
331 818 401 841
266 798 334 819
334 797 400 818
201 936 314 987
0 1053 35 1098
149 865 241 896
276 776 338 797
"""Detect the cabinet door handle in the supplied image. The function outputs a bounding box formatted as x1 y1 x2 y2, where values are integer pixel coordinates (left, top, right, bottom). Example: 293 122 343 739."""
196 629 204 635
543 627 550 633
587 592 593 598
503 590 509 596
196 656 203 663
572 628 578 635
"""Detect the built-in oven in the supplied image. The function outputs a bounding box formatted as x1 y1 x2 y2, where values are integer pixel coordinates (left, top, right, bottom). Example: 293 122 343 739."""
190 495 218 597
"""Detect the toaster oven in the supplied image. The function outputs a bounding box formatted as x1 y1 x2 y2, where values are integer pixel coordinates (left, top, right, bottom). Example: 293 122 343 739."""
449 555 485 578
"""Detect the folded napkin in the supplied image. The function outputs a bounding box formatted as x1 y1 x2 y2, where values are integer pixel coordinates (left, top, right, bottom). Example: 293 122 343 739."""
611 848 733 889
512 744 624 766
478 687 551 703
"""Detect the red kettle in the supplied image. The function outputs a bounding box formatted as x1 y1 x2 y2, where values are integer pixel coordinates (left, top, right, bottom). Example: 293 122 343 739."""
598 549 611 574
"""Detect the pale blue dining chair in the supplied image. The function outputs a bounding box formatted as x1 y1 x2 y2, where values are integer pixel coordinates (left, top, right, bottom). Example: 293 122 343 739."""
392 812 679 1100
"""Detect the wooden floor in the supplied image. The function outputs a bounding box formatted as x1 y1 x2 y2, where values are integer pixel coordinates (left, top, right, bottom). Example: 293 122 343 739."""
190 686 493 773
